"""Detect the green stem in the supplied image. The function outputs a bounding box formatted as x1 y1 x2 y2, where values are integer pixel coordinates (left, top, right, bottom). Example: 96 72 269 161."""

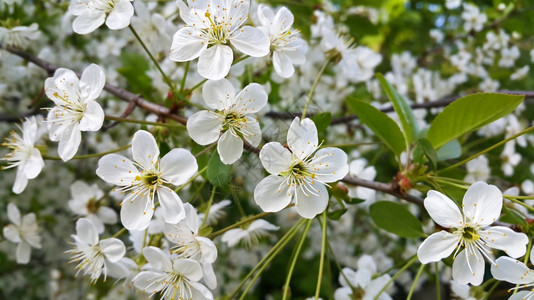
174 166 208 193
326 240 357 292
302 59 330 120
43 144 131 160
504 196 534 213
315 211 327 300
407 263 425 300
282 219 313 300
201 186 217 228
105 115 185 128
483 280 500 299
438 126 534 174
111 227 127 239
209 210 278 239
374 255 418 300
179 61 190 94
434 263 441 300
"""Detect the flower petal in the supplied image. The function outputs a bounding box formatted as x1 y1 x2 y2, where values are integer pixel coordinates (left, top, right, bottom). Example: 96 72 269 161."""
311 147 349 183
294 180 328 219
241 116 262 147
72 12 106 35
198 44 233 80
78 101 104 131
509 291 534 300
7 203 21 226
217 129 243 164
3 224 21 243
76 218 99 246
423 190 463 228
132 130 159 170
273 7 294 34
287 117 318 160
491 256 534 284
479 226 528 258
187 111 222 145
160 148 198 186
273 51 295 78
221 228 247 247
173 258 203 281
133 270 166 293
156 186 185 224
254 175 292 212
233 83 268 114
417 231 459 264
79 64 105 101
96 154 139 186
259 142 292 175
23 148 44 179
363 274 393 300
230 26 269 57
142 246 172 271
190 281 214 300
100 238 126 262
169 27 207 62
197 236 218 264
45 68 80 106
105 0 133 30
12 168 29 194
16 241 31 264
202 78 236 110
452 248 485 286
201 262 217 289
120 194 154 230
58 123 81 162
462 181 502 226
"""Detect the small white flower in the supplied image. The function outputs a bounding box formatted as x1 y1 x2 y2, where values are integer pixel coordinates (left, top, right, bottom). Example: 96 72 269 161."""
347 158 377 204
45 64 106 161
446 0 462 9
3 203 41 264
491 247 534 299
1 116 44 194
187 79 268 164
464 156 490 183
221 219 279 247
462 4 487 32
254 117 349 219
68 0 134 35
417 182 529 286
257 4 308 78
334 255 392 300
0 23 40 48
170 0 270 80
133 246 214 300
67 218 126 282
96 130 198 230
68 180 118 233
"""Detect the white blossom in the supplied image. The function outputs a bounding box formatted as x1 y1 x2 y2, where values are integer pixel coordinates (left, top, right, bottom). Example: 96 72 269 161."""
68 0 134 34
3 203 41 264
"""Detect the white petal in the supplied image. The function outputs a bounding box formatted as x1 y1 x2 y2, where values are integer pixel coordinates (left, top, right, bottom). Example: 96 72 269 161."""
287 117 318 160
259 142 292 175
241 116 262 147
273 7 294 33
156 186 185 224
254 175 292 212
198 45 233 80
160 148 198 185
105 0 133 30
294 181 329 219
78 101 104 131
452 248 485 286
248 219 279 232
257 4 275 27
187 111 222 145
142 246 172 271
201 262 217 289
12 168 29 194
190 281 214 300
417 231 459 264
217 129 243 164
202 78 236 110
173 258 203 281
273 51 295 78
79 64 105 101
76 218 99 246
509 291 534 300
58 123 81 162
233 83 268 114
133 271 166 293
23 148 44 179
491 256 534 284
221 228 246 247
197 236 218 263
311 147 349 183
479 226 528 258
7 203 21 226
423 190 463 228
3 224 21 243
132 130 159 170
72 12 106 35
98 206 118 224
230 26 269 57
100 238 126 262
45 68 79 105
16 241 31 264
462 181 502 226
169 27 207 62
96 154 139 186
120 194 154 230
87 214 105 234
363 274 393 300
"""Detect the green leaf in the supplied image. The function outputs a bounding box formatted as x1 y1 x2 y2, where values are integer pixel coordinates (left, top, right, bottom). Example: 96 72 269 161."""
345 198 366 205
311 112 332 132
376 73 419 145
370 201 425 238
500 207 528 228
117 52 154 96
327 208 348 220
436 140 461 161
427 93 524 149
412 138 437 171
206 152 232 186
346 99 406 156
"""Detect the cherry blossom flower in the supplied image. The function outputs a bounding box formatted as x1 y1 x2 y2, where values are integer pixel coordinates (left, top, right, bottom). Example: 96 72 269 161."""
96 130 198 230
256 4 308 78
3 203 41 264
133 246 213 300
254 117 349 218
68 0 134 35
417 181 529 285
221 219 279 247
0 22 40 48
334 255 392 300
45 64 105 161
170 0 270 80
187 79 268 164
66 218 126 282
1 116 44 194
68 180 117 233
491 247 534 300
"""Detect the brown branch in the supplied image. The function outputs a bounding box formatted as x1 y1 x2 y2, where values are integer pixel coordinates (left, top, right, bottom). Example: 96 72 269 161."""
340 175 424 206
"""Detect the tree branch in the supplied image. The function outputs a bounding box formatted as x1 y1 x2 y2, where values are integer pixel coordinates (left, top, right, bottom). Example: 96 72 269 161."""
340 176 424 206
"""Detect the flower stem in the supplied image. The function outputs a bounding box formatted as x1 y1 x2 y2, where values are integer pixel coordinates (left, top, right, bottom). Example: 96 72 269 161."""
434 263 441 300
201 186 217 228
314 210 327 300
174 166 208 193
111 227 127 239
179 61 190 94
104 115 185 128
301 59 330 120
374 255 418 300
42 144 131 160
407 263 425 300
282 219 313 300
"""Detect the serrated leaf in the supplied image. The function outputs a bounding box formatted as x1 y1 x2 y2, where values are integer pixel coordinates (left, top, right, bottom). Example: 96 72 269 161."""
427 93 524 149
207 152 232 186
347 99 406 156
376 73 419 145
436 140 461 161
311 112 332 132
370 201 425 238
413 138 437 171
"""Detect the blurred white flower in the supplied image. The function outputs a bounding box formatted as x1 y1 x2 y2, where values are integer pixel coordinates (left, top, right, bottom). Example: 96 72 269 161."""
334 255 392 300
464 156 490 183
3 203 41 264
68 0 134 34
462 4 487 32
198 199 231 226
68 181 117 233
221 219 279 247
0 23 40 48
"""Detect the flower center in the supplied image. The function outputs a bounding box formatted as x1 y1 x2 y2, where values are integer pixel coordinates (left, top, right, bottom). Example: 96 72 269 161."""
137 171 161 188
461 226 480 242
90 0 117 12
203 11 230 46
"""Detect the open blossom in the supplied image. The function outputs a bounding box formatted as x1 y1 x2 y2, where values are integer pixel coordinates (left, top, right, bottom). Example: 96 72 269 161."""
96 130 198 230
2 116 44 194
3 203 41 264
491 247 534 300
45 64 105 161
221 219 279 247
133 246 213 300
68 0 134 35
417 181 528 285
254 117 349 218
0 23 40 48
170 0 270 80
256 4 308 78
187 79 268 164
67 218 126 282
334 255 392 300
